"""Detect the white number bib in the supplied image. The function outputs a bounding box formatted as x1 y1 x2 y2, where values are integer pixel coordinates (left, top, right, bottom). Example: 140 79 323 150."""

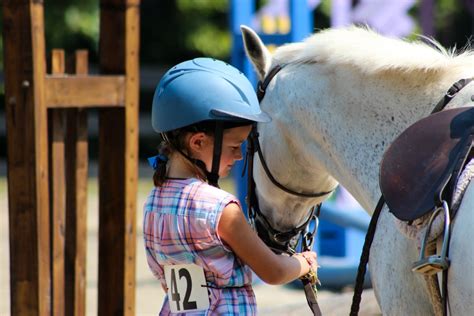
164 263 210 313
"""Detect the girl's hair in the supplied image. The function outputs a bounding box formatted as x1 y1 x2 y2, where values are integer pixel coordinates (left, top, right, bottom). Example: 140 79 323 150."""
153 120 252 186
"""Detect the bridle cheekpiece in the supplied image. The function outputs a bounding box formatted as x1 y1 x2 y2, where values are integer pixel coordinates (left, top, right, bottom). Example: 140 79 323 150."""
246 64 336 254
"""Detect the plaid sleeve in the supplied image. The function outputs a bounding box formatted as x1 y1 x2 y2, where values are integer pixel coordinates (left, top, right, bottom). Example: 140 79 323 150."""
213 193 242 252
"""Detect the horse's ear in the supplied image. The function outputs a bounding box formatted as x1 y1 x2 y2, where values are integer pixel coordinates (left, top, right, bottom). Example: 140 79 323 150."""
241 25 272 81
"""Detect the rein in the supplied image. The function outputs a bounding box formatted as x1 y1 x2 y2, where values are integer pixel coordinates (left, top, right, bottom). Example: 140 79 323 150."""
350 77 474 316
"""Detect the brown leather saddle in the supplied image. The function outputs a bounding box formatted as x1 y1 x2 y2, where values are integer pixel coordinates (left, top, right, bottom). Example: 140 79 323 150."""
380 107 474 221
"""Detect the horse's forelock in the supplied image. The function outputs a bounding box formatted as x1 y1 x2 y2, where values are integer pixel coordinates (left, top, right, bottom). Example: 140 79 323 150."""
273 25 474 76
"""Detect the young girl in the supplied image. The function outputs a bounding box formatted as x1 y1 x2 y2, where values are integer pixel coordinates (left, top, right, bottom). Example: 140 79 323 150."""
143 58 318 315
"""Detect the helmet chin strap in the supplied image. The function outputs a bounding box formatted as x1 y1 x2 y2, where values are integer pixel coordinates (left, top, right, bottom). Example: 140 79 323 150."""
207 121 224 187
166 121 224 188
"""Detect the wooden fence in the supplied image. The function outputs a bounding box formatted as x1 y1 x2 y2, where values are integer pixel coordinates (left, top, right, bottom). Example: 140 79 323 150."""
2 1 140 315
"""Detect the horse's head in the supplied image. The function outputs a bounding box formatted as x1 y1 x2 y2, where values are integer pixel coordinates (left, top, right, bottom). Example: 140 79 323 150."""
241 24 474 239
241 26 338 249
241 25 474 253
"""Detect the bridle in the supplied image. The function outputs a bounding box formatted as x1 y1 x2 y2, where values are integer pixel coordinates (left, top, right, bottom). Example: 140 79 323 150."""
245 64 335 254
246 64 334 316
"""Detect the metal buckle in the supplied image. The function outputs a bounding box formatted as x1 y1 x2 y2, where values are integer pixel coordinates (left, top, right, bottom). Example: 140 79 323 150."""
302 215 318 251
247 207 256 230
300 269 319 285
412 201 451 275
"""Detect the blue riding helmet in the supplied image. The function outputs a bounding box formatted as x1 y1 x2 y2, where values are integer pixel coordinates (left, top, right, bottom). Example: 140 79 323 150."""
152 58 271 133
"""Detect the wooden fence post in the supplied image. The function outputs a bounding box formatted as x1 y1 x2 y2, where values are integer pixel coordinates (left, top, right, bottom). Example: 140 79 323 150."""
3 1 51 314
64 50 89 316
98 1 139 315
49 49 67 315
3 1 140 315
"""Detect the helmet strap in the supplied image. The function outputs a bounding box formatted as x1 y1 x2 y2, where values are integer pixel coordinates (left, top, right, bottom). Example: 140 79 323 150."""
165 122 224 187
208 121 224 187
160 132 170 144
173 146 209 181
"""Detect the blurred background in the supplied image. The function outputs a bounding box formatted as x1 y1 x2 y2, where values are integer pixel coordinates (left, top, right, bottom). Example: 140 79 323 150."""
1 0 473 315
0 0 474 160
0 0 473 159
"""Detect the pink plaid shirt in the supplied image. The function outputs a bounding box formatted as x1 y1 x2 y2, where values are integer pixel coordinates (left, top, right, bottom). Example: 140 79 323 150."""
143 178 256 315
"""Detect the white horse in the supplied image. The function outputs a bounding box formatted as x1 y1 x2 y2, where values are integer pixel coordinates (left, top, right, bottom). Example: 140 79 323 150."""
241 25 474 315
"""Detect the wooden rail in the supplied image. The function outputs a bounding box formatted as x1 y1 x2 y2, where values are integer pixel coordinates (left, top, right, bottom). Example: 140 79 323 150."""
45 76 126 108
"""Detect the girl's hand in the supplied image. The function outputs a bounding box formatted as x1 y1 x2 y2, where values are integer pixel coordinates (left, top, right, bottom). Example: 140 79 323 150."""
218 202 320 285
294 251 318 276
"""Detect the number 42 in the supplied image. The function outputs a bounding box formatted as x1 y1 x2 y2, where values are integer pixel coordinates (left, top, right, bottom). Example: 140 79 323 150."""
170 268 197 311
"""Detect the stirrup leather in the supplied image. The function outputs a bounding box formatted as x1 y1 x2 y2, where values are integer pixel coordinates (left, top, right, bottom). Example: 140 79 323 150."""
412 201 451 275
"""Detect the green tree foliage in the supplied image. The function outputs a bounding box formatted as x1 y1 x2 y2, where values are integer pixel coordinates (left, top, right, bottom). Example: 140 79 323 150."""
140 0 230 65
434 0 473 49
0 0 472 70
44 0 100 63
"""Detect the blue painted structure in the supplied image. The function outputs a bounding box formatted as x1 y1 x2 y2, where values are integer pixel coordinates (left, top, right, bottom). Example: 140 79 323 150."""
229 0 371 289
230 0 313 216
230 0 313 86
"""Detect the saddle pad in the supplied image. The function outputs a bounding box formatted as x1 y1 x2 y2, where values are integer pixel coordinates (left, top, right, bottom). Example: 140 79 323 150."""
380 107 474 221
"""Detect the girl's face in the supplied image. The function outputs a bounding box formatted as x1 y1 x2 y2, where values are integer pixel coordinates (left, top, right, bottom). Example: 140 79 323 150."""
189 125 252 177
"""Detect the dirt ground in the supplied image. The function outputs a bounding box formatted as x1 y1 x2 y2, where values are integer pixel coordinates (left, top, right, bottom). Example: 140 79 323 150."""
0 167 381 315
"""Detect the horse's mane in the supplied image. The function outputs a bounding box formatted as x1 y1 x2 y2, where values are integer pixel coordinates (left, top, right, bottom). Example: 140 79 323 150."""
273 25 474 75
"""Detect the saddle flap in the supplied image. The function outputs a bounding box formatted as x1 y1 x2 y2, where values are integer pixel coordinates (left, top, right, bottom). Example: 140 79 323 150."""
380 107 474 221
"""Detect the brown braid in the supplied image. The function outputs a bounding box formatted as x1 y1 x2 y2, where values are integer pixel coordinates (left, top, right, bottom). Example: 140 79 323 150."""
152 140 172 187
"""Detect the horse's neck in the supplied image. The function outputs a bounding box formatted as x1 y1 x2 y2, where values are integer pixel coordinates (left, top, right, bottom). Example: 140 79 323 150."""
275 64 473 213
